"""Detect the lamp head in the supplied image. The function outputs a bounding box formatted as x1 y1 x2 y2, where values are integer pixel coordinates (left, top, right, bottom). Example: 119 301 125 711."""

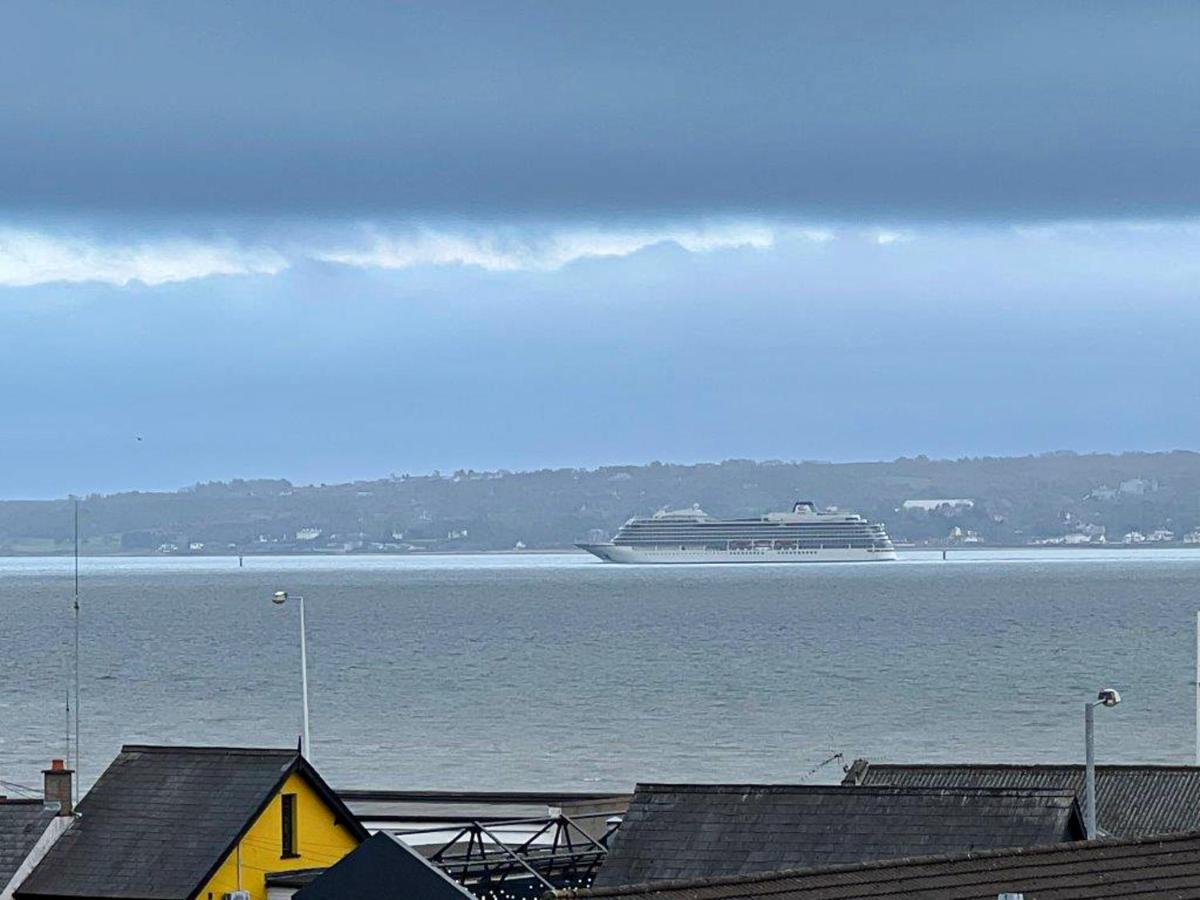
1097 688 1121 708
272 591 288 605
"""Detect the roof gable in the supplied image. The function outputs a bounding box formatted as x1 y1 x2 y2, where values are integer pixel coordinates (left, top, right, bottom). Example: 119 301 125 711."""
16 745 364 900
594 783 1083 888
848 761 1200 837
294 833 473 900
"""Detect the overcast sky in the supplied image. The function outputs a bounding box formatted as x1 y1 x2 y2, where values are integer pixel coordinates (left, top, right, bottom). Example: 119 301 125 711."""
1 2 1198 498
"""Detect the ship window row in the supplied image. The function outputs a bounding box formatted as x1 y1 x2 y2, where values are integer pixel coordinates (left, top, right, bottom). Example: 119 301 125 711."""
620 525 882 532
616 536 886 543
618 530 884 539
637 523 869 529
622 523 879 530
631 521 868 528
615 539 888 549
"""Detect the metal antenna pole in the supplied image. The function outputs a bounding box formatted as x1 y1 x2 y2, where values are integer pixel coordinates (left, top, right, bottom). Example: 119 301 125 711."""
1195 611 1199 766
73 500 81 803
1084 702 1096 839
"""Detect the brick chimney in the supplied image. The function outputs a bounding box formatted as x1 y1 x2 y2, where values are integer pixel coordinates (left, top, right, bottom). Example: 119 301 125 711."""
43 759 74 816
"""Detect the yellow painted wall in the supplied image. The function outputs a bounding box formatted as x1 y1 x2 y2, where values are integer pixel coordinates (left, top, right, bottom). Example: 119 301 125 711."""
194 771 361 900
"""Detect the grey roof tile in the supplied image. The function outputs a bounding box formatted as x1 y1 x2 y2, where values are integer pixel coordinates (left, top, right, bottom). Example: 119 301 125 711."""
594 784 1084 888
562 830 1200 900
847 761 1200 837
0 801 57 891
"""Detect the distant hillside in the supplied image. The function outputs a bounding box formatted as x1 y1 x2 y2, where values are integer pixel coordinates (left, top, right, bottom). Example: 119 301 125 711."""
4 451 1200 554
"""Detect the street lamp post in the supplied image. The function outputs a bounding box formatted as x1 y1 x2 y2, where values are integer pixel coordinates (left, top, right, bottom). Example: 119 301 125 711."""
1084 688 1121 839
272 591 311 762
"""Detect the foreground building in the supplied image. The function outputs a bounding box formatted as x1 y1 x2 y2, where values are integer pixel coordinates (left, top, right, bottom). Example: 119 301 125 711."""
15 745 367 900
844 760 1200 837
0 761 76 900
0 802 62 900
292 832 473 900
593 783 1084 887
557 830 1200 900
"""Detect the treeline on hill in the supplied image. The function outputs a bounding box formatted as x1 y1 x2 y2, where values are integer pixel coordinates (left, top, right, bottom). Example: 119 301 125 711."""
2 451 1200 554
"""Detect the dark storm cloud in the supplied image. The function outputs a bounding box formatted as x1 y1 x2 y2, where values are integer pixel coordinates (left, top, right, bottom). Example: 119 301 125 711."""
2 1 1197 221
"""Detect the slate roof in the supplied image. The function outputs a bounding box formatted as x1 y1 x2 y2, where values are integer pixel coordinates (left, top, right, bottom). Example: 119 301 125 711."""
294 832 473 900
593 784 1084 888
0 801 57 892
845 760 1200 837
16 745 367 900
560 830 1200 900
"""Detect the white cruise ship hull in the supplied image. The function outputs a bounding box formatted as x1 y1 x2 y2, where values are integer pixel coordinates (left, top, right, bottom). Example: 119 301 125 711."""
576 543 898 564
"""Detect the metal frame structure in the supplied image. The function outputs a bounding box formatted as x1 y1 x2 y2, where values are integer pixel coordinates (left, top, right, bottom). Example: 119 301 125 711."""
404 812 618 898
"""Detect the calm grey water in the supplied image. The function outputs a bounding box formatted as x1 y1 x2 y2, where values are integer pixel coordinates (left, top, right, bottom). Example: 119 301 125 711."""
2 550 1198 796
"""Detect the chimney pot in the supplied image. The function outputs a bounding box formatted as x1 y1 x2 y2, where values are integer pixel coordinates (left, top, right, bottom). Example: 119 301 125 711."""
51 758 64 771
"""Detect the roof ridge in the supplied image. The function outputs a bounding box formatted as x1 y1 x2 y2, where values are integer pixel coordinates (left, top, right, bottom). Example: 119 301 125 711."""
864 762 1200 772
569 829 1200 897
120 743 298 755
635 782 1078 796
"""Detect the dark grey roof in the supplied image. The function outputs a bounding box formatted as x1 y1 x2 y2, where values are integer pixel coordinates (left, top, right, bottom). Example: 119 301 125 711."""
593 783 1084 888
0 801 57 891
295 832 473 900
846 761 1200 837
563 830 1200 900
16 745 367 900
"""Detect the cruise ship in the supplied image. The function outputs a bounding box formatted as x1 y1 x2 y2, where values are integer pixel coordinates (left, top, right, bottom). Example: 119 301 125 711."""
577 501 896 564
